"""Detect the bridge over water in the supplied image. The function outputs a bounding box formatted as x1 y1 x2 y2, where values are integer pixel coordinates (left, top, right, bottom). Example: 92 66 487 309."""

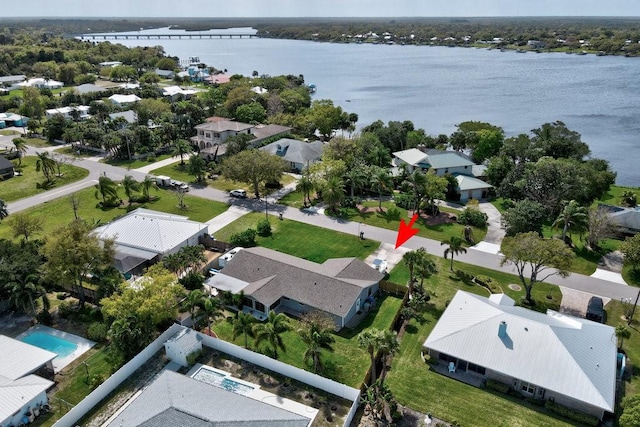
77 32 258 40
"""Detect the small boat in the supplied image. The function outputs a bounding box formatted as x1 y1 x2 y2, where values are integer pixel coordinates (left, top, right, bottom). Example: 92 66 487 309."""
576 51 587 55
515 48 526 53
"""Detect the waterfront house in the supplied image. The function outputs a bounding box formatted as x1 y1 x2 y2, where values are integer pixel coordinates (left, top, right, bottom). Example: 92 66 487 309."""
423 290 616 420
154 68 175 79
600 203 640 235
259 138 324 172
205 246 384 329
392 147 492 201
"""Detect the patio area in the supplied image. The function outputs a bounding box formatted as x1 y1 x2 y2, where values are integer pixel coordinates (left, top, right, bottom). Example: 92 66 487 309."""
428 360 486 389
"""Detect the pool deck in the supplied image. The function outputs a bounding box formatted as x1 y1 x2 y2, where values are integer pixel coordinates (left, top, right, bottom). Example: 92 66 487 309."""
188 363 319 421
16 325 96 372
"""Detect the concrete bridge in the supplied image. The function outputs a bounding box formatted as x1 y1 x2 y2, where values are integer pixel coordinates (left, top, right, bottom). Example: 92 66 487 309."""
77 32 258 41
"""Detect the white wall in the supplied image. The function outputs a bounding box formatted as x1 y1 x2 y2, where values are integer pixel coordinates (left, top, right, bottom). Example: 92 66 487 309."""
54 324 360 427
3 391 48 427
53 324 184 427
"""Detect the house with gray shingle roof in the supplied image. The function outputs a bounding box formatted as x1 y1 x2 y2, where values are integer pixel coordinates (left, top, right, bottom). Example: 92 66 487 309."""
259 138 324 172
104 370 310 427
424 290 617 420
206 247 384 329
392 147 492 202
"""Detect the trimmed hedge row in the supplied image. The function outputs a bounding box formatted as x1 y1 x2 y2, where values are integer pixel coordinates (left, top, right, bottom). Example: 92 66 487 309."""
485 379 510 394
544 400 599 426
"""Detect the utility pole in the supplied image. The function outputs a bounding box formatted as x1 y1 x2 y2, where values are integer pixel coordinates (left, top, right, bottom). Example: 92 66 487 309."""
265 196 268 221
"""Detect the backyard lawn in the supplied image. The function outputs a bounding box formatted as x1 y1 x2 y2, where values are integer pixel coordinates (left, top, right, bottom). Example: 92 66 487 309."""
214 293 404 388
0 185 229 240
342 200 487 244
385 259 577 427
0 156 89 202
212 211 379 263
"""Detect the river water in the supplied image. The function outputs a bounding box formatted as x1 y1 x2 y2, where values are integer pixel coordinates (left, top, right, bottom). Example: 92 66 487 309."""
91 27 640 186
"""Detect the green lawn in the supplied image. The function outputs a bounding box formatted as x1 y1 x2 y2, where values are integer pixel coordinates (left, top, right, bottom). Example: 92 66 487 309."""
150 164 297 196
0 129 20 136
0 156 89 202
596 185 639 207
25 137 58 148
605 300 640 403
213 211 378 263
622 264 640 287
214 293 403 387
341 200 487 245
0 185 229 240
385 260 575 427
102 153 173 169
34 345 117 427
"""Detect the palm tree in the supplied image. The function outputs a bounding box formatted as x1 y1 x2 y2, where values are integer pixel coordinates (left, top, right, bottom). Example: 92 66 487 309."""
172 139 193 166
371 166 393 210
298 311 335 373
322 175 345 214
121 175 140 205
94 175 119 205
553 200 589 243
12 137 28 166
296 172 314 207
441 236 467 272
378 330 400 382
200 297 223 337
406 169 427 213
0 199 8 221
182 289 205 330
616 324 631 351
415 253 438 288
254 311 291 360
402 249 422 297
232 311 258 349
35 151 56 182
345 164 368 198
7 275 48 315
357 328 383 385
140 175 158 202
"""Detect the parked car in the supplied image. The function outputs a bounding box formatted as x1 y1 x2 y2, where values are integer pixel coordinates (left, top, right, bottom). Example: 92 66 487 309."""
230 189 247 198
586 296 605 323
171 180 189 192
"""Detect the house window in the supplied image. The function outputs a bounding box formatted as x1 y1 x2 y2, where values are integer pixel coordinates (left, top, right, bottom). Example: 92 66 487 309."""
521 381 535 394
242 297 253 309
255 301 266 312
270 299 281 311
205 132 211 138
438 353 457 363
214 132 221 138
467 362 486 375
445 168 449 174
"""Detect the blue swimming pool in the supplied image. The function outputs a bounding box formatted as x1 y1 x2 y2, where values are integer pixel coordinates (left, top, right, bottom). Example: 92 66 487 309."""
21 332 77 358
192 366 255 395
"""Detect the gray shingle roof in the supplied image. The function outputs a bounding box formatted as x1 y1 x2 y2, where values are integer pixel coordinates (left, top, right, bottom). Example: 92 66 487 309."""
260 138 323 165
218 247 383 318
0 156 14 172
105 370 310 427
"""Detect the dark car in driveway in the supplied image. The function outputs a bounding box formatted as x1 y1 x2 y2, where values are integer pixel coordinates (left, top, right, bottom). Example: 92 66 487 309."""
586 296 605 323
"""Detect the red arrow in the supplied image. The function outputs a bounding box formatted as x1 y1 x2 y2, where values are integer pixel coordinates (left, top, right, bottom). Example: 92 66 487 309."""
395 213 420 249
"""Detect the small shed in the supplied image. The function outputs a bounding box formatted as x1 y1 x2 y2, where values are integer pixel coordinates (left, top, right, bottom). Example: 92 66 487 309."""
0 156 14 179
164 328 203 367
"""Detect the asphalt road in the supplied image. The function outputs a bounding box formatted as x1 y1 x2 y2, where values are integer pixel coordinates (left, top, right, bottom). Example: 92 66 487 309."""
6 145 639 304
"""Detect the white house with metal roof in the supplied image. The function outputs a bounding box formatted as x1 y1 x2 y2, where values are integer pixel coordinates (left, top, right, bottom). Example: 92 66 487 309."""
0 336 56 427
108 93 141 106
423 291 617 419
93 208 209 274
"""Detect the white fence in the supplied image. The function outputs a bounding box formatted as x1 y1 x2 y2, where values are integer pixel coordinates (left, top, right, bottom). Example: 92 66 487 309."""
53 324 183 427
54 324 361 427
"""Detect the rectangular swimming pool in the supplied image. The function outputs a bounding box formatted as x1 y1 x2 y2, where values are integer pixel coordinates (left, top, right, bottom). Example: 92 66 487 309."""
191 366 256 395
21 332 77 358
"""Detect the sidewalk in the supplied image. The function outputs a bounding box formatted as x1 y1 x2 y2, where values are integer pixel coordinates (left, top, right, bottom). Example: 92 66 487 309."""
134 155 181 174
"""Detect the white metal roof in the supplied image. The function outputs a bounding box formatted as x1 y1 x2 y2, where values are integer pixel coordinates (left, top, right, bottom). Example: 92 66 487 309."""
0 374 54 423
424 291 617 412
454 174 493 191
93 208 208 256
108 94 141 104
392 148 428 166
0 336 56 381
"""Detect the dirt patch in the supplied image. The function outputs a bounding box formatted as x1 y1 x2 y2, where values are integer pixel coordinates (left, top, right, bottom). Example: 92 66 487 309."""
508 284 522 291
413 210 457 226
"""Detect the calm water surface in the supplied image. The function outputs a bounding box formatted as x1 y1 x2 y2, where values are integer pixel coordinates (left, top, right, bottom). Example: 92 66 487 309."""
99 28 640 186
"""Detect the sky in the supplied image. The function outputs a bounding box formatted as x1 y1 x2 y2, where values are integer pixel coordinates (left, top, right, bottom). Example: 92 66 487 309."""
12 0 640 18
